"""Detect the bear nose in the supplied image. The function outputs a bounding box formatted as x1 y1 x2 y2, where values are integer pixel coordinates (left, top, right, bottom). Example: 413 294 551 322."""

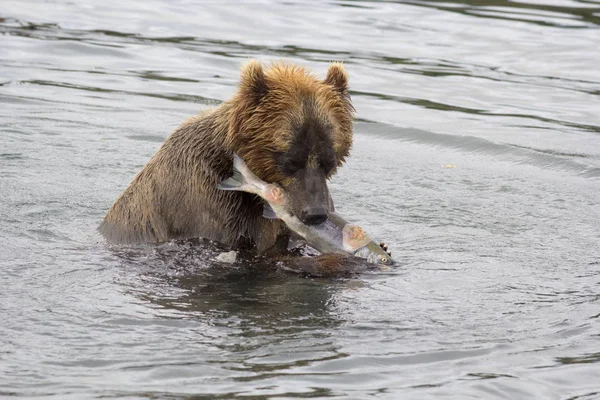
301 207 328 225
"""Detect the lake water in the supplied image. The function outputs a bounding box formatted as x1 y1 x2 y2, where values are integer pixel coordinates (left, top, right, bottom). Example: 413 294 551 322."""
1 0 600 398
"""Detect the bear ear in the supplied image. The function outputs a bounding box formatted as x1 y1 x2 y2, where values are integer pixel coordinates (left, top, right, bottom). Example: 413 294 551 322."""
239 59 269 102
324 62 349 94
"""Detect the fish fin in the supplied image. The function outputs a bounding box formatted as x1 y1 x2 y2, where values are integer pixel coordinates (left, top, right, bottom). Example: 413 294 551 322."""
217 153 247 191
262 203 279 219
217 173 244 190
342 224 371 252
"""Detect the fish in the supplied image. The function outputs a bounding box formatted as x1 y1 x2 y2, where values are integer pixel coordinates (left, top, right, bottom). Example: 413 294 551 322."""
217 153 394 266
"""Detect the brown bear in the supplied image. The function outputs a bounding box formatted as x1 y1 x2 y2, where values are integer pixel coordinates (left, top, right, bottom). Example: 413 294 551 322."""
99 60 356 274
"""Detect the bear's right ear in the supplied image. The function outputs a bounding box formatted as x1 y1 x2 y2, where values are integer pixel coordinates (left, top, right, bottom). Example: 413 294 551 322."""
239 59 269 103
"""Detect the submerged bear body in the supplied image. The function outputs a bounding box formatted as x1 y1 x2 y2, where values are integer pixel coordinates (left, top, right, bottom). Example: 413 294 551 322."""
99 60 354 254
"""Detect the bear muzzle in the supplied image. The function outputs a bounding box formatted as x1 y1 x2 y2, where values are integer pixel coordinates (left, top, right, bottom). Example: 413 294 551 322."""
284 167 330 226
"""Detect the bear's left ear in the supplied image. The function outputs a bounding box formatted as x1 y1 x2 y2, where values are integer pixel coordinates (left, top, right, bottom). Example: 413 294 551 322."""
324 62 349 95
239 59 269 103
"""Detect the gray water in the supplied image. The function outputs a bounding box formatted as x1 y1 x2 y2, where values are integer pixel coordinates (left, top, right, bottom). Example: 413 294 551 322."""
1 0 600 398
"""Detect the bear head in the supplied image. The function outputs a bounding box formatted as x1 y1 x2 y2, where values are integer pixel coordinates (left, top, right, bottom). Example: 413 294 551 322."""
227 60 354 226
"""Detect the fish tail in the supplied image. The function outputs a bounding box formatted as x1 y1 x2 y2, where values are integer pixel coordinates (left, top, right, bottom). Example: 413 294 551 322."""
217 153 256 192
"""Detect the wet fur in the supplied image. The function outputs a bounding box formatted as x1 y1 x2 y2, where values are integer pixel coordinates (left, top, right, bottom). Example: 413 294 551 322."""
99 60 354 254
279 253 374 278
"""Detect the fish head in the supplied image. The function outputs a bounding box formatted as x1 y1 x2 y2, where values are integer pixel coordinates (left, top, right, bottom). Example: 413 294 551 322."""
365 241 394 266
353 240 394 266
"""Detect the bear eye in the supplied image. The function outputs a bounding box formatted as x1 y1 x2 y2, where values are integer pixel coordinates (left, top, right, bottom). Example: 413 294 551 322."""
282 158 305 175
274 151 306 176
279 160 303 176
320 159 335 174
319 146 336 174
288 159 305 171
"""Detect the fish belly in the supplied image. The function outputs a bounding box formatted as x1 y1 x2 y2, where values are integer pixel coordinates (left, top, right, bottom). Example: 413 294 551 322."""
304 219 347 254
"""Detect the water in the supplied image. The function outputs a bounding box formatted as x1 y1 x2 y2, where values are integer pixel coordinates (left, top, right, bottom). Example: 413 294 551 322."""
1 0 600 398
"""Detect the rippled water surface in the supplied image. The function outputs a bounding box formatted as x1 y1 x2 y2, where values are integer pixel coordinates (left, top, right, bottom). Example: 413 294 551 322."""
2 0 600 398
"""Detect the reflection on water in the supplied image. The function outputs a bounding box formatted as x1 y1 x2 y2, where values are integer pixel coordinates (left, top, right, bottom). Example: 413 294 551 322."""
385 0 600 27
1 0 600 398
115 241 343 323
109 242 352 398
